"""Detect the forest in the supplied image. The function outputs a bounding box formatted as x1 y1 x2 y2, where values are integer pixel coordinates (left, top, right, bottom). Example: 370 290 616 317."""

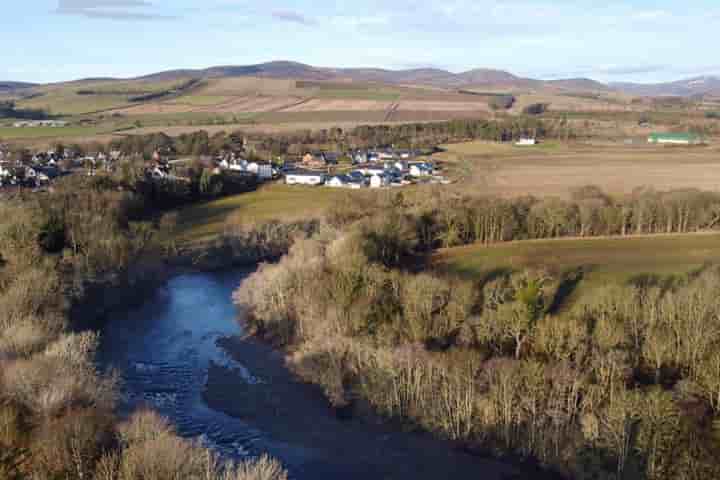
234 188 720 480
0 173 287 479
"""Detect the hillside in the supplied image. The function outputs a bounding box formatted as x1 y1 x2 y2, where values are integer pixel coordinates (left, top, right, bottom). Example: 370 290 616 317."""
4 61 612 94
611 76 720 97
7 62 720 98
0 81 37 93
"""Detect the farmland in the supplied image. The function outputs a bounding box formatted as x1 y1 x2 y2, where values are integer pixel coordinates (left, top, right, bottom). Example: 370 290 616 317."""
434 232 720 306
436 140 720 198
171 183 355 245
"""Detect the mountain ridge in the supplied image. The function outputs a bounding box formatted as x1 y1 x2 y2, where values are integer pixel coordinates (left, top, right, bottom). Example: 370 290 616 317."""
4 61 720 97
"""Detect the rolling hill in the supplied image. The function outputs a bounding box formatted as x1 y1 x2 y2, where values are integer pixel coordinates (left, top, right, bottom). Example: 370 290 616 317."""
6 61 610 94
611 76 720 97
5 62 720 97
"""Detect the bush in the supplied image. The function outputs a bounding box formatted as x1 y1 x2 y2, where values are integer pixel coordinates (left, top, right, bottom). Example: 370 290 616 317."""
523 103 549 115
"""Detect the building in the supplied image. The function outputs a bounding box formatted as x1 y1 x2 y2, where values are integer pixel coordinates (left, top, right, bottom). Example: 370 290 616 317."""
246 162 273 180
327 175 351 188
285 170 325 186
648 132 702 145
370 173 390 188
515 138 537 146
302 152 328 169
409 163 433 177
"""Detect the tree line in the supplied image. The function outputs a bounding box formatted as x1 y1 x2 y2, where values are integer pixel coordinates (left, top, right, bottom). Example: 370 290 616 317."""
103 116 565 162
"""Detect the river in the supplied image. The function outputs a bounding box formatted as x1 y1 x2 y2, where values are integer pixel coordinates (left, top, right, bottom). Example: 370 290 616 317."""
100 269 540 479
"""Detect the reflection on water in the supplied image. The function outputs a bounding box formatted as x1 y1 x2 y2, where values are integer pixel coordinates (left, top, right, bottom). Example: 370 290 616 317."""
100 270 263 458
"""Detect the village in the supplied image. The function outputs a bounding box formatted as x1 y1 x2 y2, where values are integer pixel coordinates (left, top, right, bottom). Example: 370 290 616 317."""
0 139 449 196
220 147 447 188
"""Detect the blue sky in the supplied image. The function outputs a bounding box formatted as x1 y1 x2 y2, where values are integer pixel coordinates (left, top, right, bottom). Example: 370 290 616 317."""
2 0 719 84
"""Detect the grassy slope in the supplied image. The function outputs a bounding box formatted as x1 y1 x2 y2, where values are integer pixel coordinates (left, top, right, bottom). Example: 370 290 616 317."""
434 233 720 306
172 183 351 245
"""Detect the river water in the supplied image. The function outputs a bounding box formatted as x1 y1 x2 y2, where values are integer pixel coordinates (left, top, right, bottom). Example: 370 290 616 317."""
100 269 537 479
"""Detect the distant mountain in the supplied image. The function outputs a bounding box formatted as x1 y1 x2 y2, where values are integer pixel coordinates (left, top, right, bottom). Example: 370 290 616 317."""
0 81 36 94
610 76 720 97
546 78 611 92
134 61 609 92
9 61 720 97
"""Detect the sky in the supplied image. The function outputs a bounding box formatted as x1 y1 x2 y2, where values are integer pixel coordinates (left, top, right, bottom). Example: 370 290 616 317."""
2 0 719 84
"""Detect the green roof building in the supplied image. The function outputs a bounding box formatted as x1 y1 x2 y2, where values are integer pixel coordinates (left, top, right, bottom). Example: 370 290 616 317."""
648 132 703 145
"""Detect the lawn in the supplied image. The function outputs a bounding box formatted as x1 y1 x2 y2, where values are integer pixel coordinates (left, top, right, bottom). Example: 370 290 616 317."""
434 233 720 306
172 183 352 245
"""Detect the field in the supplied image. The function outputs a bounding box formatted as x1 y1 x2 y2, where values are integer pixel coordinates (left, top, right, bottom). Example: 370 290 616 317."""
171 183 353 245
436 141 720 198
434 233 720 306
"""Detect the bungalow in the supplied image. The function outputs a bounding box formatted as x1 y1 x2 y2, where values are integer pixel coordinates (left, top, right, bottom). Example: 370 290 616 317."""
356 164 386 176
370 173 390 189
285 170 325 186
327 174 351 188
352 151 368 164
409 163 433 177
648 132 702 145
302 152 328 168
367 152 380 163
347 171 367 185
246 162 273 180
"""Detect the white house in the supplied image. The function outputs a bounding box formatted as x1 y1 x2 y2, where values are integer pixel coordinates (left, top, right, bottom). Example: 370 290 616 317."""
357 165 386 176
246 162 273 180
327 175 350 188
220 158 248 172
409 163 433 177
370 173 390 188
285 171 325 186
515 138 537 146
0 163 9 178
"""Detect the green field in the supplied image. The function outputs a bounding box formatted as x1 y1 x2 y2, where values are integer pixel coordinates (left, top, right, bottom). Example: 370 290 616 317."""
435 233 720 304
172 183 352 245
0 124 116 140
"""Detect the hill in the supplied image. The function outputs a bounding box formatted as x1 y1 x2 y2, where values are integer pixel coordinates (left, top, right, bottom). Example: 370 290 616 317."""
611 76 720 97
7 61 610 94
0 81 37 93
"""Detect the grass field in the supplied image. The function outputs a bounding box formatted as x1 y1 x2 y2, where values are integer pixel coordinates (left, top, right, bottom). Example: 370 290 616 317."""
436 141 720 198
434 233 720 306
0 124 117 140
172 183 352 245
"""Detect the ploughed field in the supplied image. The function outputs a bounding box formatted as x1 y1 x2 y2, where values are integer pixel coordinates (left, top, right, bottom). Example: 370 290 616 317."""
437 141 720 198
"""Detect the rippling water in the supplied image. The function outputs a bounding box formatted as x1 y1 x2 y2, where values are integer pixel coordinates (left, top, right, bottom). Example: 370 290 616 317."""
99 270 267 458
99 269 540 479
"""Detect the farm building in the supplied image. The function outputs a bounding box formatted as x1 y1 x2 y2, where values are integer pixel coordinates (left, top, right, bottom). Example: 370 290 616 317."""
648 132 702 145
285 170 325 186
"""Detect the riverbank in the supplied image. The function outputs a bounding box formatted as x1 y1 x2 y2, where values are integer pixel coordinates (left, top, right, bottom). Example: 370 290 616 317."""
207 335 534 479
